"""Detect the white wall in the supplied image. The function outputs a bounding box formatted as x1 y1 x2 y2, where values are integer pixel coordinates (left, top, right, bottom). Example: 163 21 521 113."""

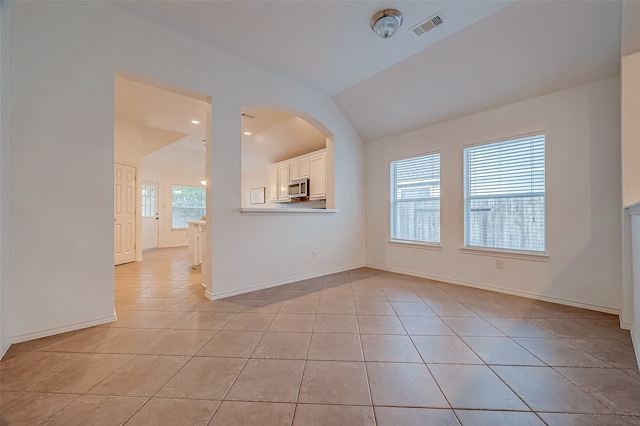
366 77 622 313
622 52 640 207
0 0 8 358
5 1 365 341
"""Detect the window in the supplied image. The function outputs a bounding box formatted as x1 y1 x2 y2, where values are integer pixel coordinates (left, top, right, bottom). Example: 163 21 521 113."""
464 133 545 253
390 153 440 244
171 185 206 229
141 184 156 218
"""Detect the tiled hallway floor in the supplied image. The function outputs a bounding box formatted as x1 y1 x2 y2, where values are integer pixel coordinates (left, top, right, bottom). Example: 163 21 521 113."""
1 247 639 425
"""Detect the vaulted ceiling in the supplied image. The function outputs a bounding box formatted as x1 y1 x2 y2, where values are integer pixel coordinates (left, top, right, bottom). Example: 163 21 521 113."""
114 0 622 143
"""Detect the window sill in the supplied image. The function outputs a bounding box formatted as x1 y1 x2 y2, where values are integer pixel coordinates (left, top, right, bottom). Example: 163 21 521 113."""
170 228 188 231
388 240 442 250
461 246 549 262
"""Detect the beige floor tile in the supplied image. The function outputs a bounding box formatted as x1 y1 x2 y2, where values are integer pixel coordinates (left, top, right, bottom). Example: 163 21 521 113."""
555 367 640 415
320 290 354 301
357 315 406 334
0 392 79 425
226 359 305 403
577 319 633 342
317 300 356 314
484 317 556 337
537 413 636 425
108 310 159 328
492 365 612 413
441 317 505 337
0 351 78 390
251 332 311 359
298 360 371 405
135 311 197 329
462 336 545 366
177 312 236 330
366 362 448 408
279 300 319 314
210 401 295 426
568 339 639 369
454 410 545 425
360 334 422 362
268 313 316 332
39 327 128 353
354 301 395 315
25 353 134 393
532 319 607 339
391 301 436 316
429 364 528 410
223 313 276 331
125 398 220 426
42 395 147 426
399 316 456 335
375 407 459 426
157 357 246 399
412 335 483 364
426 302 478 317
313 314 359 333
240 299 285 313
352 290 388 301
141 329 216 356
307 333 363 361
292 404 375 426
196 330 263 358
514 338 608 367
137 297 184 311
87 355 189 396
90 329 169 354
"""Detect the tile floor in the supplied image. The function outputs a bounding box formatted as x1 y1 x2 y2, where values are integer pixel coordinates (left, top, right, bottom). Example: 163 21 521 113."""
1 247 639 425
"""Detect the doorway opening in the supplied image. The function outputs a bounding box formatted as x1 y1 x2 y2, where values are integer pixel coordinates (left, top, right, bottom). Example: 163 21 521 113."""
114 72 212 302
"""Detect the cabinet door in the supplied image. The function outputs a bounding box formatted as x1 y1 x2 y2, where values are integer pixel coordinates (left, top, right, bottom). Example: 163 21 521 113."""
309 152 326 199
278 164 290 202
290 161 300 180
267 167 278 202
299 157 310 179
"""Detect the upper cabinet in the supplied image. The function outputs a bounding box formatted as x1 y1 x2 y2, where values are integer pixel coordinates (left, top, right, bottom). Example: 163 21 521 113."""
309 152 326 199
268 148 326 203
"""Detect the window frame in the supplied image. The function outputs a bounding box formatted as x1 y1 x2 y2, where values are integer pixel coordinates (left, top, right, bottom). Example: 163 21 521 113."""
170 184 206 230
389 151 442 247
462 132 547 257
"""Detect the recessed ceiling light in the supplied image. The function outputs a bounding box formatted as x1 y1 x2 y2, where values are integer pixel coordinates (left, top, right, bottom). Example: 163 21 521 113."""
243 131 252 136
191 120 200 124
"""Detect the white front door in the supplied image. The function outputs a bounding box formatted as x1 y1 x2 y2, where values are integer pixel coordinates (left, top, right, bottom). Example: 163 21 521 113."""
142 180 159 250
114 163 136 265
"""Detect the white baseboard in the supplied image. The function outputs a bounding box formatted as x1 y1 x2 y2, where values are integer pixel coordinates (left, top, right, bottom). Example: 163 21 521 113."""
621 320 633 331
0 341 10 360
210 263 366 300
9 314 118 345
366 263 621 315
632 326 640 370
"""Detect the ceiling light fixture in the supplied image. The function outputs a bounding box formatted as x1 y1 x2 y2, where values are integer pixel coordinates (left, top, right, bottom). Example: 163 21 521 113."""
243 131 252 136
191 120 200 124
370 9 403 38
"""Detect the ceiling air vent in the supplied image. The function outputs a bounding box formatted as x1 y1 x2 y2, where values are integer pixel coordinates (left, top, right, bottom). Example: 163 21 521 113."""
411 13 444 37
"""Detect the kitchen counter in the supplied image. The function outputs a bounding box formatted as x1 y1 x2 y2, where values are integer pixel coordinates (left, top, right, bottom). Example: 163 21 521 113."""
240 208 338 215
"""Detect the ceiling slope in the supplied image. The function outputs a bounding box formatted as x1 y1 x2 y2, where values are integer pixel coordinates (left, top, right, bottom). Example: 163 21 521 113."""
333 0 622 142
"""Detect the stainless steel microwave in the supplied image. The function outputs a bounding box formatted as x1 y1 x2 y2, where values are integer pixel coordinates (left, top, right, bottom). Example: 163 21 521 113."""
288 178 309 199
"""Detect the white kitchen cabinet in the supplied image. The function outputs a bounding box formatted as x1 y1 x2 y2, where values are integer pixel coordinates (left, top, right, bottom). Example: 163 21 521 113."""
309 152 326 199
299 157 310 179
278 164 290 202
267 166 278 202
290 161 300 180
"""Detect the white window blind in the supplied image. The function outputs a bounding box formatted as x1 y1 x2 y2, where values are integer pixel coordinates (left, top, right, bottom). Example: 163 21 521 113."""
464 134 545 253
390 153 440 244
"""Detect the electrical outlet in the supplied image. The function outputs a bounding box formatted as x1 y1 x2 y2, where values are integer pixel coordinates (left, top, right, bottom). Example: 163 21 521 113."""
311 250 317 259
495 259 504 269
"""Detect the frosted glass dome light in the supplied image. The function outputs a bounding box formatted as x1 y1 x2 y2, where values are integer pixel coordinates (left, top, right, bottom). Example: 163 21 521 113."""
370 9 403 38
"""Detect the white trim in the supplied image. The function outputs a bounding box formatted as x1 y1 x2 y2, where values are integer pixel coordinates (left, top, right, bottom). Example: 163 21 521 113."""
0 342 10 361
632 326 640 369
461 247 549 262
388 240 442 250
204 290 213 300
366 263 620 315
628 202 640 215
211 263 365 300
240 208 338 215
621 320 633 331
8 314 117 345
